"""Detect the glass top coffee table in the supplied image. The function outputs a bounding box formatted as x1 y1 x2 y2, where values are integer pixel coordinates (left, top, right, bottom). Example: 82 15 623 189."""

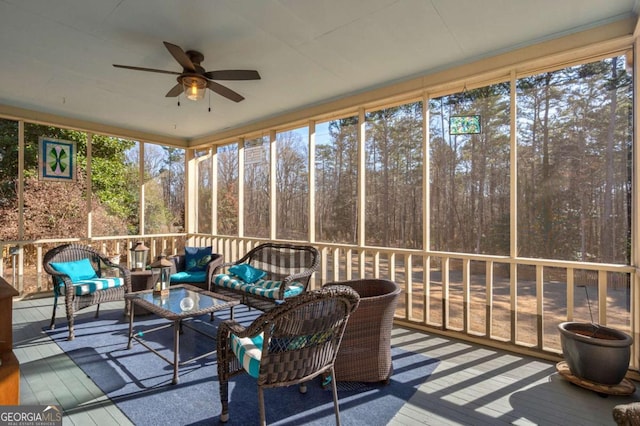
125 284 239 384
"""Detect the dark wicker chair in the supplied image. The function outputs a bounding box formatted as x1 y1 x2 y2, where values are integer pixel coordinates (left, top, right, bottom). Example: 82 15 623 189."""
216 286 360 426
43 243 132 340
323 279 401 383
210 243 320 311
168 250 224 290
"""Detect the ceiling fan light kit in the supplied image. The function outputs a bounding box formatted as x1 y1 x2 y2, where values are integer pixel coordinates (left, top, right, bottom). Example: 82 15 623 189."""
113 41 260 104
180 75 207 101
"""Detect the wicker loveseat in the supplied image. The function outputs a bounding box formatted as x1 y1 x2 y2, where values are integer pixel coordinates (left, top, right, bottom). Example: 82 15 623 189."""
210 243 320 311
43 244 132 340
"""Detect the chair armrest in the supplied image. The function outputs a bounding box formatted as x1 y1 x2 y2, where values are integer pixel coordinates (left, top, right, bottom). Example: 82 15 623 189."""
169 254 186 272
217 319 247 338
274 268 317 299
217 316 268 340
95 253 131 293
283 269 316 284
216 319 252 377
205 253 224 287
114 264 132 292
46 270 74 295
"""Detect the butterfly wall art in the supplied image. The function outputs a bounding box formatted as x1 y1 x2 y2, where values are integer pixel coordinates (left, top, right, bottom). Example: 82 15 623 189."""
39 137 77 182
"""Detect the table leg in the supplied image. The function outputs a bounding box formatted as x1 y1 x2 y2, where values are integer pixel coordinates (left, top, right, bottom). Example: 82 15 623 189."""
173 319 180 385
127 303 135 349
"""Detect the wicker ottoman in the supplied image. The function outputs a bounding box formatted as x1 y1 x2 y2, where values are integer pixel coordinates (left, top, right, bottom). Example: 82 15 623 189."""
323 278 401 383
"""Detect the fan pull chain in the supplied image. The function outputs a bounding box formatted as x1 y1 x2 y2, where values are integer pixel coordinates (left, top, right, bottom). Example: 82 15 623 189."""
208 91 211 112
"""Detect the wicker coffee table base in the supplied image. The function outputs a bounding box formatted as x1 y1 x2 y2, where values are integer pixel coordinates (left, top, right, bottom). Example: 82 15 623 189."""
126 284 238 384
127 316 221 384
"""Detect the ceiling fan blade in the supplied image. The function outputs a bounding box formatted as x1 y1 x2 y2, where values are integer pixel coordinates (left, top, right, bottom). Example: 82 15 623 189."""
207 80 244 102
113 64 181 76
204 70 261 81
163 41 196 72
165 83 183 98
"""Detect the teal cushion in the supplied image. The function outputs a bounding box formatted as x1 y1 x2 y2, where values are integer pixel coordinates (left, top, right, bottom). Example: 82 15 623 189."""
184 246 212 272
231 333 264 379
213 274 254 292
50 258 98 283
229 264 266 284
170 271 207 283
72 277 124 295
213 274 304 299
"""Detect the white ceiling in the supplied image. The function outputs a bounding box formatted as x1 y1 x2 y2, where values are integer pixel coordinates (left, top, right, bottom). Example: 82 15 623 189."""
0 0 637 141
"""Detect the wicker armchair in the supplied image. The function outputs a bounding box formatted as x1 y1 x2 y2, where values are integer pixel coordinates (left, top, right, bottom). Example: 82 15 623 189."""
216 286 360 426
43 244 131 340
210 243 320 311
168 249 224 290
323 279 401 383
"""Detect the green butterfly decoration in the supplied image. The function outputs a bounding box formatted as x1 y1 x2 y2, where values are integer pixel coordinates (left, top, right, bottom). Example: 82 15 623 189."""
48 146 68 174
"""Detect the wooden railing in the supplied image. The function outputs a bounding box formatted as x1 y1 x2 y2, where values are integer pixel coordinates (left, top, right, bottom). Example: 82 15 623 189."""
3 233 636 369
0 234 188 294
206 235 636 367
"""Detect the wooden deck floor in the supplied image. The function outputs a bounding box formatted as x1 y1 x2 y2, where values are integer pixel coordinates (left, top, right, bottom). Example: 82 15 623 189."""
12 295 639 425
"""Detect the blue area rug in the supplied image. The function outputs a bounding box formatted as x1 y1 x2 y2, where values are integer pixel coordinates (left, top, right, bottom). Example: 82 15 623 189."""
47 307 439 425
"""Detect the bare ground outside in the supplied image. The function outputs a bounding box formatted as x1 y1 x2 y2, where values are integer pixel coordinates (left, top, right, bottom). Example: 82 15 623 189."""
8 253 632 355
323 253 631 354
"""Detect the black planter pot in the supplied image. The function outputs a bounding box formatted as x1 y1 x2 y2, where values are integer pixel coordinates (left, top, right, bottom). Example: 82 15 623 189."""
558 322 633 385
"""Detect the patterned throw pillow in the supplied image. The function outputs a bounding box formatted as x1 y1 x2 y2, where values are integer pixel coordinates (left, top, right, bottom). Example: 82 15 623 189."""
184 246 212 272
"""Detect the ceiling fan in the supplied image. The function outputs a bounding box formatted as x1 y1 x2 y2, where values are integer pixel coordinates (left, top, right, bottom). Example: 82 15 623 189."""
113 41 260 102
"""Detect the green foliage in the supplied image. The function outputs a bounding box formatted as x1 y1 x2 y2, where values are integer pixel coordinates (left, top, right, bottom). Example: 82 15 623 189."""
0 54 633 269
0 123 138 238
0 119 18 205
